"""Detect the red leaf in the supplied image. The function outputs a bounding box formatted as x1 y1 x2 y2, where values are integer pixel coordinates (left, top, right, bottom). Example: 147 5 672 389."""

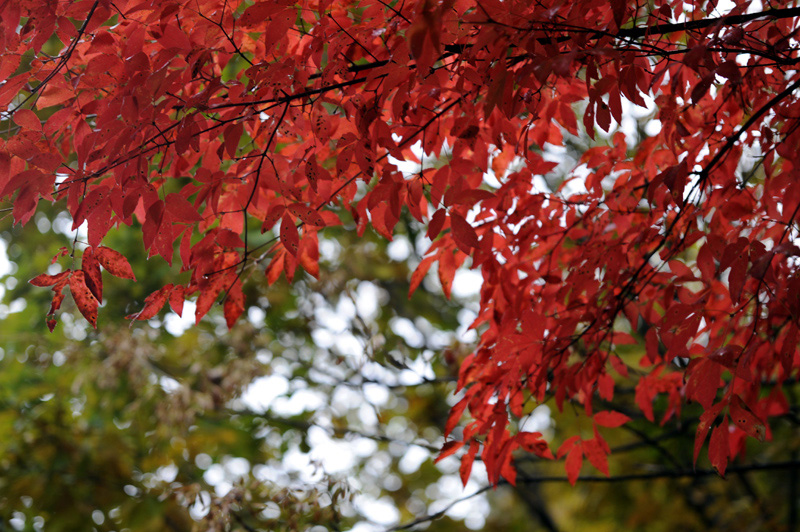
582 438 609 476
95 246 136 280
556 435 581 459
127 284 174 321
13 109 42 132
728 256 747 303
610 0 627 28
82 247 103 302
266 250 285 286
297 231 320 279
450 212 479 253
438 249 456 299
565 445 583 486
460 441 480 487
500 447 517 486
517 432 553 459
708 422 730 477
69 271 99 328
166 193 202 223
444 397 469 437
409 254 435 297
280 213 299 256
288 204 325 227
593 410 631 428
691 75 714 104
697 243 716 282
597 371 614 400
158 23 192 52
262 204 285 233
305 158 324 193
730 395 766 442
30 271 69 287
223 123 243 159
51 247 69 264
635 377 656 422
216 229 245 248
435 440 465 463
44 275 69 332
195 274 227 324
427 208 447 240
780 326 798 376
645 327 660 363
169 285 185 317
694 402 724 465
685 357 723 409
224 277 245 329
283 251 297 283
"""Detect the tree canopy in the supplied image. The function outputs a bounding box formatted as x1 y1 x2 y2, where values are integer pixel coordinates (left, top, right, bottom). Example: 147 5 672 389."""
2 0 800 528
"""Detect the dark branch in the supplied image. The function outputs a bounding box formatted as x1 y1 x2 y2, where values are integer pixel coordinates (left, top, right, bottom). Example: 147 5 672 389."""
618 7 800 39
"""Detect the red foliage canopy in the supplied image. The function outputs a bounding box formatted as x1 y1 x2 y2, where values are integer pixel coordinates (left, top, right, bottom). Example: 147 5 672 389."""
2 0 800 484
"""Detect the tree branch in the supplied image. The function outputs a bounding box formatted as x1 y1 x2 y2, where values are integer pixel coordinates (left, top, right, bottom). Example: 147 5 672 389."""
390 460 800 531
618 7 800 39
